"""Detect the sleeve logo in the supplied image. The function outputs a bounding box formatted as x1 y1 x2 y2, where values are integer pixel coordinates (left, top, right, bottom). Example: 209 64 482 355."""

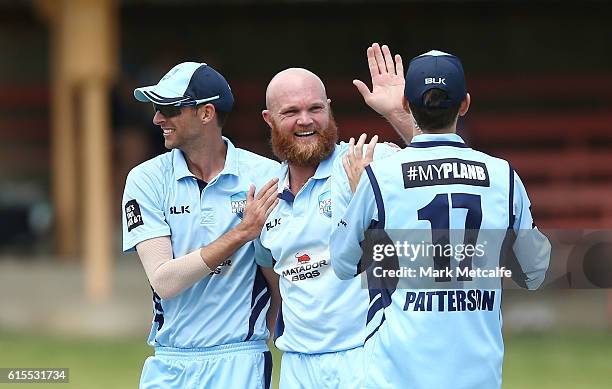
125 199 144 232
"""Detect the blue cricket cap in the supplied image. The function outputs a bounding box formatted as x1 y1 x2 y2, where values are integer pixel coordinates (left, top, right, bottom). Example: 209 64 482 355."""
404 50 466 108
134 62 234 112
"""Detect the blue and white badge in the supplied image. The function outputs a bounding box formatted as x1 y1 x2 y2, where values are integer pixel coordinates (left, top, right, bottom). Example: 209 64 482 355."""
318 190 332 218
230 191 247 219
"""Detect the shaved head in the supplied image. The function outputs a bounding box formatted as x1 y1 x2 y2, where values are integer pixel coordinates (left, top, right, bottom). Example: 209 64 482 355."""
262 68 337 167
265 68 328 110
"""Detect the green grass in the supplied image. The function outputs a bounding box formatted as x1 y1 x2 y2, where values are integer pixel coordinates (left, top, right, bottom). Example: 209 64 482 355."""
0 332 150 388
503 332 612 389
0 330 610 388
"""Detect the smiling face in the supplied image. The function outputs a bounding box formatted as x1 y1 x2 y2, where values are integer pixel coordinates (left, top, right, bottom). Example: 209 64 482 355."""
152 105 205 150
263 68 338 167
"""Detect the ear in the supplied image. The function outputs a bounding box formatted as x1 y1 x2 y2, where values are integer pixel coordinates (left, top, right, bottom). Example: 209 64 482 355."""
458 93 471 117
262 109 273 128
198 104 216 125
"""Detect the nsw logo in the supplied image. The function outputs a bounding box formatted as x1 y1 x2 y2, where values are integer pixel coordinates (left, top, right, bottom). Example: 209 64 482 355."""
318 190 332 218
230 191 247 219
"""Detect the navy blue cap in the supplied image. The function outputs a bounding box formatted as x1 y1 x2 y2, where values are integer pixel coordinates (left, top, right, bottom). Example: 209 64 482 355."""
134 62 234 112
404 50 466 108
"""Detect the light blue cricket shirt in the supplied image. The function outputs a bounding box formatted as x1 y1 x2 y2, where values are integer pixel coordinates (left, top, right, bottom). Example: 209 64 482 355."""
255 142 395 354
330 133 551 389
122 137 279 349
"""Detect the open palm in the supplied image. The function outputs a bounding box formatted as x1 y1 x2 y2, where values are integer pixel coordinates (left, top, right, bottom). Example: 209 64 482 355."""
354 43 405 117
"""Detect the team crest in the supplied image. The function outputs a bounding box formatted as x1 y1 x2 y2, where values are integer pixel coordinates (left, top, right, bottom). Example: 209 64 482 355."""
318 191 332 218
230 191 247 219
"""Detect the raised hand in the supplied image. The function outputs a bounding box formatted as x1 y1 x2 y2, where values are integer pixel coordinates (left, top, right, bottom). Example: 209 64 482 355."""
353 43 416 144
353 43 405 117
342 133 378 193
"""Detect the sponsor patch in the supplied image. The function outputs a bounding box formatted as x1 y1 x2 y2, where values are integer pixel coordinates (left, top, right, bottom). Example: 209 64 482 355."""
170 205 190 215
281 252 329 282
318 190 332 218
266 218 281 231
280 248 331 282
125 199 144 232
402 158 490 188
231 191 247 219
295 252 311 264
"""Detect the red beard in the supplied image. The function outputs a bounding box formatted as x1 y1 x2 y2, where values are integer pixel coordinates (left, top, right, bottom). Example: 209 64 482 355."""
270 112 338 167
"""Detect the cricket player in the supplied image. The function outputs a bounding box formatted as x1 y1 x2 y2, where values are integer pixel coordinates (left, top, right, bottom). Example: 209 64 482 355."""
253 46 414 387
331 50 551 388
122 62 280 389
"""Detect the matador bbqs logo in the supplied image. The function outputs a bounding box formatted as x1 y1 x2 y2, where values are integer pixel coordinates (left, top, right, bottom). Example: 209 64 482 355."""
281 250 329 282
318 190 331 218
230 191 247 219
296 252 311 264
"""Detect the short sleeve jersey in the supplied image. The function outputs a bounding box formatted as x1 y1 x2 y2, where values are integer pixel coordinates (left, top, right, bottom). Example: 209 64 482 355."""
122 137 280 348
330 133 551 389
254 142 396 354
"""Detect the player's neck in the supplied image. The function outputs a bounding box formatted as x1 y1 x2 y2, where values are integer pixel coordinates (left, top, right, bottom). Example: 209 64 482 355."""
422 126 456 135
287 163 317 195
182 136 227 182
420 117 458 135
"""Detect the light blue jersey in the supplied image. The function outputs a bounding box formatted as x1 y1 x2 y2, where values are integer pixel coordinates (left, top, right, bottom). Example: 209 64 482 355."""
254 143 395 356
122 137 279 349
330 133 551 389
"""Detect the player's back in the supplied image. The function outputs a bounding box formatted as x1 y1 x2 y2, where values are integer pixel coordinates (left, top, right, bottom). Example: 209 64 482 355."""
374 139 511 230
363 134 513 389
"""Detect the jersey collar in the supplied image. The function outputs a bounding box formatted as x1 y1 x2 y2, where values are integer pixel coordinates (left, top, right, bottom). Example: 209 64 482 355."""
313 143 341 180
277 166 294 202
172 136 240 181
409 133 468 148
276 144 340 202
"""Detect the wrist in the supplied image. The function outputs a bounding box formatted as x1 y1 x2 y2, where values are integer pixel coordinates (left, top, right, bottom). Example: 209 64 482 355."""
384 108 411 123
234 221 256 242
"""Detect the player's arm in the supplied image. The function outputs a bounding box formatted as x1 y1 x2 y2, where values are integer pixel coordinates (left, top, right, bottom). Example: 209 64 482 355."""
331 137 397 250
260 267 280 336
510 171 551 290
331 136 374 235
330 166 380 280
129 177 279 299
353 43 417 144
196 178 279 268
342 133 378 193
253 233 281 338
136 236 211 299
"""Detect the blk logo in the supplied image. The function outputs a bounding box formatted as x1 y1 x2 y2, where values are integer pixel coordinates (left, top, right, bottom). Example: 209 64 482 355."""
170 205 190 215
425 77 446 85
266 218 281 231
